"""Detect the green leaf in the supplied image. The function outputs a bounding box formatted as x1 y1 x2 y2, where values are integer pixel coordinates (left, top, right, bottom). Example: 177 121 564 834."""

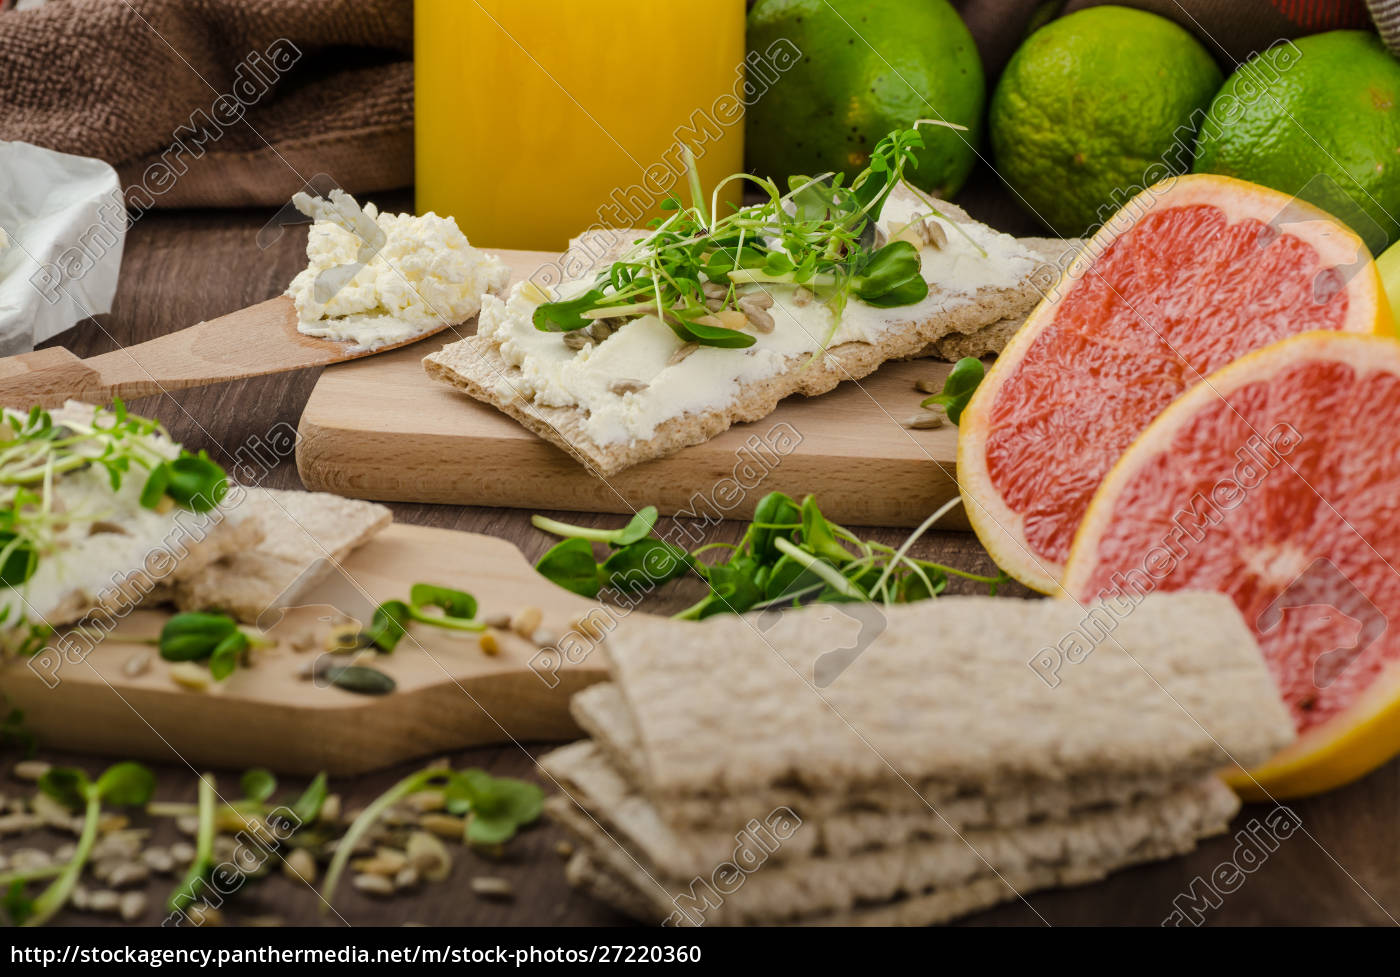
466 813 520 846
38 767 90 811
158 612 238 662
749 492 800 564
95 762 156 807
535 538 601 598
290 772 328 826
701 560 763 617
853 241 928 308
665 313 756 349
165 452 228 512
921 357 985 425
601 539 691 593
240 768 277 804
408 583 478 620
366 600 411 653
208 631 247 681
800 495 852 565
532 288 606 332
0 532 38 587
613 506 658 547
139 463 171 509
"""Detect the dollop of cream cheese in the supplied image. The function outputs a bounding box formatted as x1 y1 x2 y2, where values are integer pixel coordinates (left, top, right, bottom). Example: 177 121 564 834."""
479 188 1043 446
287 189 509 351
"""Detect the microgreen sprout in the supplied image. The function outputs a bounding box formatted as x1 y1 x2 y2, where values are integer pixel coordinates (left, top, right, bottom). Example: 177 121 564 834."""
365 582 486 653
17 761 156 926
168 771 216 914
922 356 986 424
531 126 946 353
531 491 1009 619
155 612 273 682
320 764 542 913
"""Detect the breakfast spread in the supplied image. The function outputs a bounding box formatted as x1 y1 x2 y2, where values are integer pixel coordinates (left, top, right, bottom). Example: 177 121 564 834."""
542 594 1293 924
287 189 509 351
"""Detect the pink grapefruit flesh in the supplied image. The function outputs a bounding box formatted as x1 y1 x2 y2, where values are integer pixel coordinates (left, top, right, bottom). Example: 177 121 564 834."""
1063 332 1400 799
959 174 1391 594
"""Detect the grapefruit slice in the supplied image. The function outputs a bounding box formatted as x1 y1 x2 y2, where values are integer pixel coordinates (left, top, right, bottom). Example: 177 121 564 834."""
1063 332 1400 799
959 174 1391 594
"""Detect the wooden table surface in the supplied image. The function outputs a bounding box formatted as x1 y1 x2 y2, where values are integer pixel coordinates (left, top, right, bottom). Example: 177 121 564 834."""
5 179 1397 928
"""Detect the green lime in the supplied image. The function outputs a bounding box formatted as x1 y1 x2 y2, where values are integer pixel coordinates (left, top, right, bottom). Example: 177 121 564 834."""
990 5 1222 236
1193 30 1400 255
745 0 984 197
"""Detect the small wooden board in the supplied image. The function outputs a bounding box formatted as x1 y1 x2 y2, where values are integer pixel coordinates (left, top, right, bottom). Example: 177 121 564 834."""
2 524 616 775
298 251 966 529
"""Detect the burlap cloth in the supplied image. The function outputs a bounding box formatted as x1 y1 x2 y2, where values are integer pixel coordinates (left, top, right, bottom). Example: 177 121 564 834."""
0 0 1390 210
0 0 412 208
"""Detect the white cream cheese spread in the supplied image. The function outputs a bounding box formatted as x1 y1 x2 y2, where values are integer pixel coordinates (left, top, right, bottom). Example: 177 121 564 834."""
287 189 509 351
478 189 1042 446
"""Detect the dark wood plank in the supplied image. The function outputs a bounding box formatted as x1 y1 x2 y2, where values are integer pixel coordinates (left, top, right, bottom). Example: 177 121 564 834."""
5 173 1396 927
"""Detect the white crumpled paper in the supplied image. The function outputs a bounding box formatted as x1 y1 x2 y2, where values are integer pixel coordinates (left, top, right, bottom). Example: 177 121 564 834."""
0 141 126 355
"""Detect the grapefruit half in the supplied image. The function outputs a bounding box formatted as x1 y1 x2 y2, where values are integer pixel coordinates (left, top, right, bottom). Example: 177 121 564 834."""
1063 332 1400 799
959 174 1392 594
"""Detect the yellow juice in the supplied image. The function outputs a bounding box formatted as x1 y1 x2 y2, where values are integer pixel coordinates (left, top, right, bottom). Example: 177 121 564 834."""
415 0 748 252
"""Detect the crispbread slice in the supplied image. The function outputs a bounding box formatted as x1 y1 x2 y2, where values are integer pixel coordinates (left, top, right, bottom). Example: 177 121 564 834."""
554 774 1238 925
424 190 1066 477
169 487 391 622
923 314 1023 360
598 593 1293 799
565 683 1198 835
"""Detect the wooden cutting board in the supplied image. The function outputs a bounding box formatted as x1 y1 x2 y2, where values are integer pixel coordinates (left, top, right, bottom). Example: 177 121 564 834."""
297 250 966 529
2 524 618 775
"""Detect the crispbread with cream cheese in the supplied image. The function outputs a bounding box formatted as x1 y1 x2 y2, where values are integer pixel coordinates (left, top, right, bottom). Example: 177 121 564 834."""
424 189 1067 477
594 593 1293 799
554 774 1239 926
169 487 391 623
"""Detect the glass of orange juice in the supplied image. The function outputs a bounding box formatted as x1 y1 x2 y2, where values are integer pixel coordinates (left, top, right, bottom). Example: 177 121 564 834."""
415 0 749 253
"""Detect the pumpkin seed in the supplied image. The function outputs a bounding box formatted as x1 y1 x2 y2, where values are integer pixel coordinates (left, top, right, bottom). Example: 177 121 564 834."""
326 664 396 696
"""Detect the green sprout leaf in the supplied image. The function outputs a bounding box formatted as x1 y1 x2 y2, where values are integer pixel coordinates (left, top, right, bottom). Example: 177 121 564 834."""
207 631 247 682
366 600 412 652
532 288 607 332
409 583 478 621
164 452 228 512
853 241 929 307
290 772 328 826
921 356 985 424
535 538 601 598
38 767 90 811
601 538 691 593
158 612 239 662
240 768 278 805
94 762 155 807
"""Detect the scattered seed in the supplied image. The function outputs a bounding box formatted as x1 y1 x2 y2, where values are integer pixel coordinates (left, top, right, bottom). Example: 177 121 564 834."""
325 622 371 654
32 791 77 828
511 607 542 639
420 813 466 840
903 411 946 430
245 915 285 927
12 760 50 782
142 848 175 875
0 813 41 836
793 286 813 307
88 890 120 914
608 378 648 395
738 290 774 311
98 814 129 835
484 613 511 629
176 815 200 836
555 841 574 859
406 831 451 882
741 305 775 333
319 794 342 826
10 848 50 872
119 891 147 922
924 219 948 249
394 866 420 891
122 651 152 678
71 886 91 911
289 631 318 653
667 342 700 366
353 874 394 897
570 614 605 640
478 631 501 657
531 628 557 647
170 842 196 865
168 662 211 692
406 791 445 813
326 664 396 696
106 863 149 889
54 842 76 862
914 378 941 395
562 330 591 351
283 847 317 885
471 876 514 900
701 282 729 300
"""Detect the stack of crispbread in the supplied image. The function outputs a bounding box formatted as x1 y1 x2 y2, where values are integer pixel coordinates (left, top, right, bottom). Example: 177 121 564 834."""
540 593 1294 926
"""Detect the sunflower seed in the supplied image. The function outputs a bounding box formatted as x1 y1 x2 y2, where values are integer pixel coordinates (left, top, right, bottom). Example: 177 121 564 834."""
353 874 394 897
420 813 466 840
168 662 211 692
106 863 149 888
471 876 514 900
394 866 420 891
406 831 451 882
170 842 197 864
12 760 50 782
319 793 342 826
484 613 511 629
122 651 152 678
608 378 648 395
405 791 445 813
737 290 774 310
0 813 40 836
667 342 700 366
741 305 775 333
510 607 542 639
142 847 175 875
793 286 813 307
701 282 729 300
903 411 946 430
562 330 590 351
283 847 317 884
924 218 948 249
914 378 942 394
119 892 148 922
88 890 120 914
